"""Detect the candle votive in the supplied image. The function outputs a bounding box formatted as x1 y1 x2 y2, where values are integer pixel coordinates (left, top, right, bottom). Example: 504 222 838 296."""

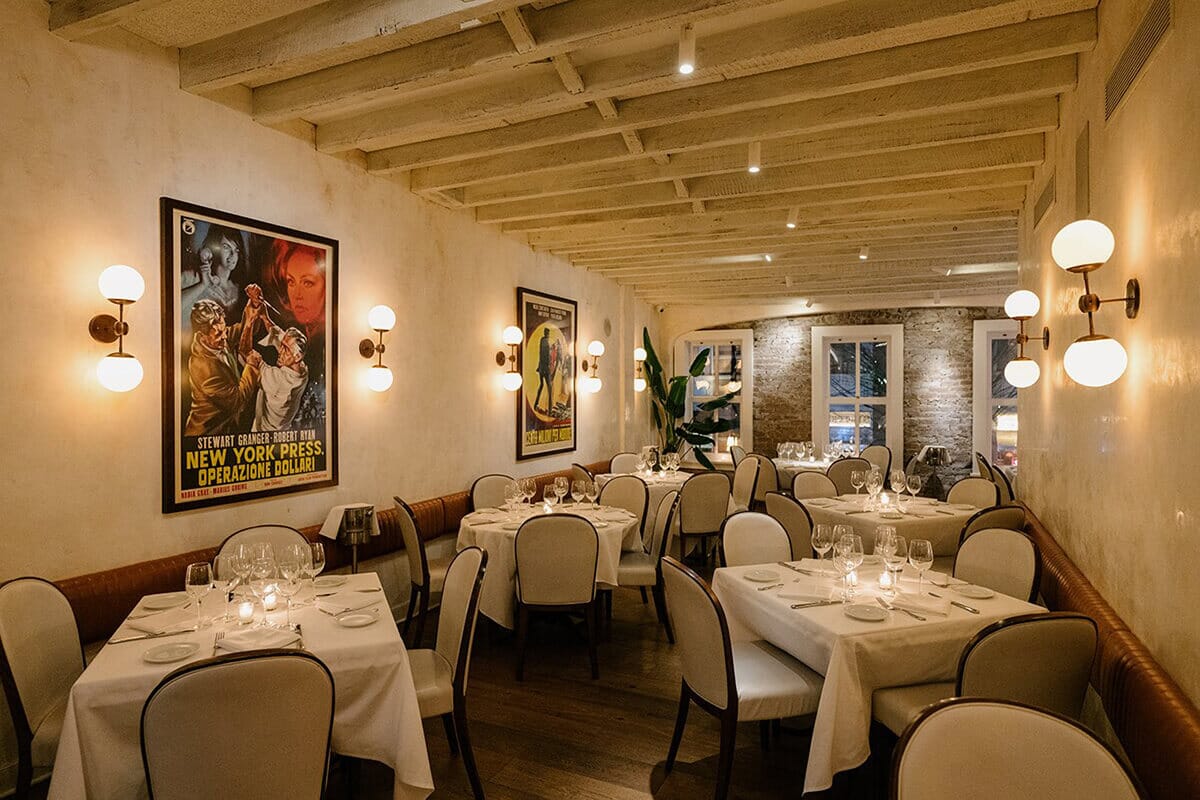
879 570 893 590
263 591 278 612
237 600 254 625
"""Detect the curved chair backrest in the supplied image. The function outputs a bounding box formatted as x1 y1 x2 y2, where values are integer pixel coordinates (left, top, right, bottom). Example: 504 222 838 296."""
393 496 430 589
661 557 735 712
678 472 732 534
570 463 594 484
827 457 871 495
947 477 1001 509
515 515 598 606
730 457 760 512
218 525 308 558
954 528 1041 602
957 612 1098 720
610 452 640 474
647 491 681 564
729 445 747 466
793 472 838 500
860 444 892 478
764 492 814 560
993 466 1016 504
598 475 649 534
721 512 792 567
470 473 512 511
960 505 1026 543
974 451 995 480
747 454 779 502
892 699 1144 800
143 650 333 800
436 547 488 692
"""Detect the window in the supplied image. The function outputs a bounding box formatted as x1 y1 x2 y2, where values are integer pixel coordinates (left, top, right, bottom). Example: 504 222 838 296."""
674 330 753 459
973 320 1019 471
811 325 904 459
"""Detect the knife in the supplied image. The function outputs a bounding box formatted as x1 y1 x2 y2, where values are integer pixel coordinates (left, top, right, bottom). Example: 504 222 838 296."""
776 561 820 577
108 627 198 645
928 592 980 614
791 600 839 609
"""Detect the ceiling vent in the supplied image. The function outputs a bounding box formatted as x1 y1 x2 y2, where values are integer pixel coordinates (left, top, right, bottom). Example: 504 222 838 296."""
1034 174 1056 229
1106 0 1172 121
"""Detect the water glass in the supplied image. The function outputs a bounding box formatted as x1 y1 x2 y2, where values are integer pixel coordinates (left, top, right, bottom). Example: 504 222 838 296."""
571 480 586 504
503 482 518 511
850 470 865 495
308 542 326 579
542 485 556 509
890 469 907 495
277 551 303 628
585 480 600 508
906 472 924 500
554 476 569 505
811 523 834 566
185 562 212 629
909 539 934 595
833 533 864 599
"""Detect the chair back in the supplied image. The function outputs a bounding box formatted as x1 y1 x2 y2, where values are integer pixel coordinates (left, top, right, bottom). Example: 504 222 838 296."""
793 472 838 499
730 457 760 512
435 547 488 692
960 505 1026 543
993 466 1016 503
721 512 791 567
0 578 84 759
610 452 640 474
646 491 681 563
975 451 996 480
515 515 598 606
954 528 1041 602
947 476 1000 508
393 496 430 588
470 473 513 511
764 492 814 560
729 445 747 466
747 454 778 502
957 613 1098 720
678 472 731 534
892 699 1144 800
570 463 594 484
217 525 308 558
860 444 892 477
827 457 870 495
142 650 334 800
661 557 735 712
598 475 649 534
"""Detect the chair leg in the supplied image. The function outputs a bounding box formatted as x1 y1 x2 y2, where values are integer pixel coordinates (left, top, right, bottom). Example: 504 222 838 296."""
715 713 738 800
640 586 649 604
652 583 675 643
441 712 460 756
401 585 418 642
586 600 600 679
413 586 430 648
15 746 31 800
454 701 486 800
759 719 771 752
516 604 529 681
665 684 690 773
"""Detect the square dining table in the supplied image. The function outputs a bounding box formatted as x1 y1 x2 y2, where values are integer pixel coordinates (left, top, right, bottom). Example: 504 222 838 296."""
48 572 433 800
802 495 978 556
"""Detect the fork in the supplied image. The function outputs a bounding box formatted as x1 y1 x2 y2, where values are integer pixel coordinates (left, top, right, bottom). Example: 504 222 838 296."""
877 596 925 621
212 630 225 656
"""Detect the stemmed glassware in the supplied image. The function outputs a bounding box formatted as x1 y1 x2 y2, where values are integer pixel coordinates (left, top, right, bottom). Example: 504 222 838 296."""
850 470 865 495
908 539 934 595
889 469 907 499
503 482 519 512
248 548 277 627
832 533 864 600
571 480 587 504
865 469 884 507
875 527 906 598
276 549 303 629
585 480 600 509
518 478 534 507
212 554 237 621
906 472 924 502
184 562 212 630
232 544 253 599
810 523 834 573
542 485 557 510
553 476 569 505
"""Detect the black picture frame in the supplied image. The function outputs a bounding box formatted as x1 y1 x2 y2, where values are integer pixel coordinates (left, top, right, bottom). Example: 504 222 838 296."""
516 286 577 460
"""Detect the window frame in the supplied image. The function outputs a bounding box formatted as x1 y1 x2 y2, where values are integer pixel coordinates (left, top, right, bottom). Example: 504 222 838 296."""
811 324 904 460
673 329 754 462
972 319 1020 472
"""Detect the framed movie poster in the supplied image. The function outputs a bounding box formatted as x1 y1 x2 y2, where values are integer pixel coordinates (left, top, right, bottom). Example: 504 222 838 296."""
160 198 338 513
517 287 577 460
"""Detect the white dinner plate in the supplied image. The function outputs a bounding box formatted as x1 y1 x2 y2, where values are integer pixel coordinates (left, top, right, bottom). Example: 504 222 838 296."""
313 576 347 589
953 584 996 599
878 511 903 520
337 611 378 628
142 642 200 664
950 503 976 511
744 569 781 583
594 521 609 529
141 592 190 611
844 603 888 622
501 522 521 531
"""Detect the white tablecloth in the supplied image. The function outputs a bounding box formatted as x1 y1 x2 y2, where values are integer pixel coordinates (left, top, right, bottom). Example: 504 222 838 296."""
456 505 638 628
803 495 976 556
594 471 688 536
773 458 832 485
49 573 432 800
712 560 1041 793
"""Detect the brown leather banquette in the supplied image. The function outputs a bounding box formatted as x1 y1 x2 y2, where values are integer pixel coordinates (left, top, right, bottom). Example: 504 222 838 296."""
55 462 609 645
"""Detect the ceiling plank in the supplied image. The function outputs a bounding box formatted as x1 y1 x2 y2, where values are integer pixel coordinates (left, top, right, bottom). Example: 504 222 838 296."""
638 276 1017 302
499 8 537 53
628 268 1019 291
48 0 172 41
552 54 586 95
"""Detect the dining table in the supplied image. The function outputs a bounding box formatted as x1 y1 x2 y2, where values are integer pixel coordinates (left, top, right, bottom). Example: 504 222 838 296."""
456 502 640 628
48 572 432 800
802 494 978 556
772 457 833 486
712 559 1042 793
594 470 688 535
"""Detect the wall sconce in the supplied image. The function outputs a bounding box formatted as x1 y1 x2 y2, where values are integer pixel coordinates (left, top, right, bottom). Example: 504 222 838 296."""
1051 220 1140 387
360 305 395 392
496 326 524 391
1002 289 1050 389
633 347 647 392
581 340 604 393
89 264 145 392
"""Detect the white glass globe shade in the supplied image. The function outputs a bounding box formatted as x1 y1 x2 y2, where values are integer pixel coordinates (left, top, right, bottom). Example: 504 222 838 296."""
1051 220 1115 271
633 377 647 393
1064 336 1128 387
98 265 144 303
97 352 143 392
502 325 524 346
586 375 603 394
1004 290 1041 320
633 347 647 362
366 364 394 392
501 371 523 392
587 340 605 357
367 305 396 332
1003 357 1040 389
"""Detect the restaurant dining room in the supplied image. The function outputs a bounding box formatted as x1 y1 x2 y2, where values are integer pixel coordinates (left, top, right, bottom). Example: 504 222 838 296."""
2 0 1199 798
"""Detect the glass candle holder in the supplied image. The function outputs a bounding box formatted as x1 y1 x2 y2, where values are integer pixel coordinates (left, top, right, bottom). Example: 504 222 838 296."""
237 600 254 625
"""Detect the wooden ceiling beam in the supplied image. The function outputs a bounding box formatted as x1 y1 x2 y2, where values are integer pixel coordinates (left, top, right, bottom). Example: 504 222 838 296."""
637 275 1017 302
48 0 172 40
628 271 1018 294
649 284 1013 305
598 247 1019 278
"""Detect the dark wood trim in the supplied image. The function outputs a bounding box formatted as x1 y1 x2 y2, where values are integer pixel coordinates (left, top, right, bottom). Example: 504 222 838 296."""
446 546 489 800
763 491 815 560
952 527 1042 603
395 495 434 646
958 504 1027 545
716 511 790 568
217 524 308 555
468 473 514 513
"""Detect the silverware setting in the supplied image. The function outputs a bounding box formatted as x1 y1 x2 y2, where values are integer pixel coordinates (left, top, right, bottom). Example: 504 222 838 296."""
315 587 382 597
928 592 980 614
212 630 225 655
108 627 198 645
757 583 785 591
791 600 839 609
776 561 821 577
878 597 925 621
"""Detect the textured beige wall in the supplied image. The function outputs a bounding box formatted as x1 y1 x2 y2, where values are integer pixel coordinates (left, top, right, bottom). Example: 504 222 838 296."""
1019 0 1200 702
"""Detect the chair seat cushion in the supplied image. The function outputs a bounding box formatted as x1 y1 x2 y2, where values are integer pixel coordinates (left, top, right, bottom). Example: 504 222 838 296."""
427 558 451 593
617 552 657 586
733 641 824 722
872 682 955 736
409 648 454 718
31 695 69 767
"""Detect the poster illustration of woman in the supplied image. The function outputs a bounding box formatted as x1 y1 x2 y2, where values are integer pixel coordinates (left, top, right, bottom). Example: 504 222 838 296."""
517 287 576 460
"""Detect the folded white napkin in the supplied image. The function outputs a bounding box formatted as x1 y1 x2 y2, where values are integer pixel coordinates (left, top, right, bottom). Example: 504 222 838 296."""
125 607 196 635
779 577 836 603
317 592 383 615
216 627 301 653
804 498 836 507
891 592 951 617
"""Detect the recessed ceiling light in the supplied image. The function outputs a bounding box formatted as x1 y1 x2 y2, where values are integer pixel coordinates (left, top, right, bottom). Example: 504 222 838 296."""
786 207 799 229
859 245 870 261
764 254 772 262
678 24 696 75
747 141 761 174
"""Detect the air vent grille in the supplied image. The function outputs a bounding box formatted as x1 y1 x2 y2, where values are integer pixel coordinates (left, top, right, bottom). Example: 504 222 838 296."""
1075 123 1090 218
1106 0 1172 121
1034 174 1056 228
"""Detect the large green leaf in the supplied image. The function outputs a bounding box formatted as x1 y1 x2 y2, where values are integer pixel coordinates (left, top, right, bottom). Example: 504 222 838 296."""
677 430 715 447
642 328 663 375
688 417 737 435
687 347 710 377
693 449 716 470
696 391 738 411
666 376 688 417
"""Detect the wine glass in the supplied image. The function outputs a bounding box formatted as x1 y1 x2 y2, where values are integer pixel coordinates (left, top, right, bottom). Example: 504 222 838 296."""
906 472 924 502
308 542 326 580
554 476 569 505
248 555 277 628
865 470 883 507
276 550 303 629
212 554 237 620
890 469 907 496
908 539 934 595
833 533 863 599
503 482 518 511
542 485 556 510
185 562 212 629
571 480 586 504
523 478 537 506
585 480 600 509
879 530 906 597
850 470 865 495
810 524 834 569
635 455 647 474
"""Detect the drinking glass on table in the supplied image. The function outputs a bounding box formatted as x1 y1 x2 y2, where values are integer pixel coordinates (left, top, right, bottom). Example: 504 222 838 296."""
184 562 212 629
212 554 237 620
554 476 569 505
571 480 586 504
890 469 907 495
850 470 865 495
503 482 518 511
908 539 934 595
811 523 834 569
542 485 556 509
308 542 326 580
276 551 303 629
906 473 924 502
585 480 600 509
878 529 907 598
833 533 863 600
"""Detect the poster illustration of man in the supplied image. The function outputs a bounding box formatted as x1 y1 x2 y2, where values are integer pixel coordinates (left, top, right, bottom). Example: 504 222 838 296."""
517 287 576 460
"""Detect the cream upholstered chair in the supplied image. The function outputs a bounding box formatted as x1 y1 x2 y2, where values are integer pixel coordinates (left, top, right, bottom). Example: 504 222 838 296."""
661 557 823 800
826 457 870 495
720 512 791 567
610 452 640 474
954 528 1041 602
974 451 995 480
598 474 649 535
873 612 1098 736
618 491 680 642
993 466 1016 504
860 444 892 477
395 496 453 647
677 472 732 566
764 492 814 560
409 546 488 800
730 457 759 513
946 476 1000 508
141 650 334 800
746 454 778 508
729 445 747 466
0 578 84 800
891 699 1144 800
792 472 837 500
570 462 594 485
469 473 512 511
960 505 1026 543
217 524 308 558
514 514 600 680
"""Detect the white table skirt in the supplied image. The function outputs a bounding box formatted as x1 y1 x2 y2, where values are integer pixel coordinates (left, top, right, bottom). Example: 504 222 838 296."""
712 560 1041 793
48 573 432 800
803 496 977 556
456 505 638 628
773 458 832 485
594 471 688 536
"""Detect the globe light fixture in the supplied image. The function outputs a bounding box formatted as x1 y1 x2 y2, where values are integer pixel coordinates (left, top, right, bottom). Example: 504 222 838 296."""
89 264 145 392
580 339 605 392
633 346 648 392
359 304 395 392
496 326 524 391
366 364 394 392
1002 289 1050 389
1063 335 1129 388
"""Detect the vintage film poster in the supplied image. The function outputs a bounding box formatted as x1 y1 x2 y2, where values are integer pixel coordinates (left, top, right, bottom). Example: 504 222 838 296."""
517 287 577 460
160 198 338 512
